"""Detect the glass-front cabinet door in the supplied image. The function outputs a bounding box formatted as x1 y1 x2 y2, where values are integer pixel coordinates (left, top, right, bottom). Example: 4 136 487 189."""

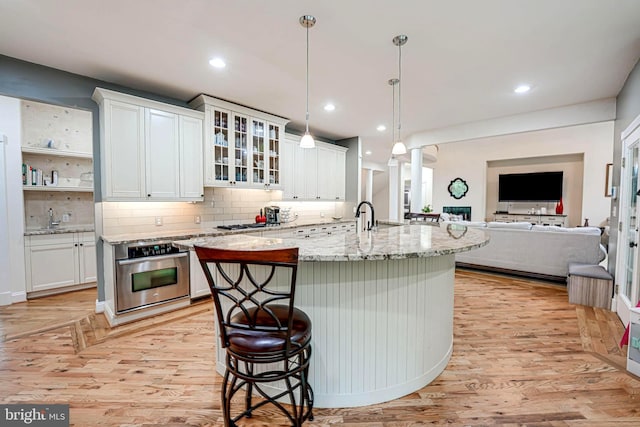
268 123 281 187
233 114 248 185
617 117 640 327
251 119 266 185
211 109 230 184
250 120 281 188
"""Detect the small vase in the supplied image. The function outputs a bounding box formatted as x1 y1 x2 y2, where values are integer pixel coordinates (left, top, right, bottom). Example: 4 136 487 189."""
555 198 564 215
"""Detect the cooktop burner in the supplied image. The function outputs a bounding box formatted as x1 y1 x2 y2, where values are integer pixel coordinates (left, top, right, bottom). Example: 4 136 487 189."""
216 223 268 230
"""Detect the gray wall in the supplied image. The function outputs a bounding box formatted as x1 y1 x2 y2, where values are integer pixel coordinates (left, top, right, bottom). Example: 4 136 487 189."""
609 58 640 277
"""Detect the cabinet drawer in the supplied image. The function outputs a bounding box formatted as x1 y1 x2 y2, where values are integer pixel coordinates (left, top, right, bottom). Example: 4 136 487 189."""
27 233 75 246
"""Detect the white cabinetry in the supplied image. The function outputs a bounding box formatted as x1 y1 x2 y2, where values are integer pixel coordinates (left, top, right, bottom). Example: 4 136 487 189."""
189 95 288 189
317 145 346 200
92 88 204 201
24 232 96 295
281 136 347 201
189 250 211 299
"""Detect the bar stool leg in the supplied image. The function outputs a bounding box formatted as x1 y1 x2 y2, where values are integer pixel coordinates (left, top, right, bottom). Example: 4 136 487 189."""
244 361 253 418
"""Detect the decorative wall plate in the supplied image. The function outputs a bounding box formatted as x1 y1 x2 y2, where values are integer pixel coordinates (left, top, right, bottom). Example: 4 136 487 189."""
448 177 468 199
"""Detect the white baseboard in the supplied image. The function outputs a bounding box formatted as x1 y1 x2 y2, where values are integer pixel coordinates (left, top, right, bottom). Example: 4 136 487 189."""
95 299 105 313
0 291 11 306
12 291 26 304
0 291 27 305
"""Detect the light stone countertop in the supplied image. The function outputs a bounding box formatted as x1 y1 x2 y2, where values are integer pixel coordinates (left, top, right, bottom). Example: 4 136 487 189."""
174 223 489 262
100 218 356 245
24 225 95 236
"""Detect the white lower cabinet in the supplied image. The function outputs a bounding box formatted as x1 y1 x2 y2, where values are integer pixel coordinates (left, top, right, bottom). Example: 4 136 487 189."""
25 232 96 294
189 250 211 299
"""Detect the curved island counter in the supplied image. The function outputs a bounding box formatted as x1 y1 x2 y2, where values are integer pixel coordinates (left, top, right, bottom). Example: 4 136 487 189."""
175 223 489 408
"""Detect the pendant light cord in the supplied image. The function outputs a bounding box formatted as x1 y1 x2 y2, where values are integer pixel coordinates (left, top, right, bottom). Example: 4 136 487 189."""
398 41 402 142
305 23 310 133
392 81 396 143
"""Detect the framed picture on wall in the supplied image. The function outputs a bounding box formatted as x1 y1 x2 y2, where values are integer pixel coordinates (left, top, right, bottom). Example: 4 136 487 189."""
605 163 613 197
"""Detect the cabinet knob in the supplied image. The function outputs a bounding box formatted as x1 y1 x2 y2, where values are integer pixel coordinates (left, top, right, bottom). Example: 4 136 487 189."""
74 243 78 247
147 194 151 197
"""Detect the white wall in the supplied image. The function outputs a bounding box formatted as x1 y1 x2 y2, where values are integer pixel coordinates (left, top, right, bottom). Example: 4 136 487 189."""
0 95 27 303
432 121 614 226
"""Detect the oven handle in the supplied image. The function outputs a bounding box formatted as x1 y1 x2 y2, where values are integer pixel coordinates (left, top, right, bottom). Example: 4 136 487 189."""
116 251 188 266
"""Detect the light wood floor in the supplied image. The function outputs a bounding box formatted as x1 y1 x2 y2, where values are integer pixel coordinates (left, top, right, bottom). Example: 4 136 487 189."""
1 269 638 426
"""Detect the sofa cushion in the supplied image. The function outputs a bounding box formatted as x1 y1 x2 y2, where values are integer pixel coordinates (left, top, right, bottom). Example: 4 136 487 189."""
565 226 602 235
568 262 613 280
487 221 532 230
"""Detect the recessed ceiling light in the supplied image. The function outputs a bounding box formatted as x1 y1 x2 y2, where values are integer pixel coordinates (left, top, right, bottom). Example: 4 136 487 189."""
365 150 372 155
209 57 226 69
324 103 335 111
376 125 386 132
514 84 531 94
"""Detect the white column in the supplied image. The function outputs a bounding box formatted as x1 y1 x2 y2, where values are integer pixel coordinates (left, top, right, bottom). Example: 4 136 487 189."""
410 148 423 213
365 169 373 202
388 158 401 221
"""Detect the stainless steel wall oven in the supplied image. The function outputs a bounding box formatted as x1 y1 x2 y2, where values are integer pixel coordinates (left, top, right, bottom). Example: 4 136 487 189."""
115 241 189 313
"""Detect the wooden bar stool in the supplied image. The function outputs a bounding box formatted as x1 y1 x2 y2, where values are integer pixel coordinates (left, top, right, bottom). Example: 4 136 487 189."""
195 246 313 427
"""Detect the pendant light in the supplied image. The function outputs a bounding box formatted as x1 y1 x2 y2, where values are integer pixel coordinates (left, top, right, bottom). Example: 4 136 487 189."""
299 15 316 148
391 34 408 156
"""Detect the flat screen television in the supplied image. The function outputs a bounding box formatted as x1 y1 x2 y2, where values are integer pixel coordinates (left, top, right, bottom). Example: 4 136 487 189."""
498 171 563 201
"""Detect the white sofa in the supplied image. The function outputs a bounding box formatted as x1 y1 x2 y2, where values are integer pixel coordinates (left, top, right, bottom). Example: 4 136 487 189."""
451 221 606 280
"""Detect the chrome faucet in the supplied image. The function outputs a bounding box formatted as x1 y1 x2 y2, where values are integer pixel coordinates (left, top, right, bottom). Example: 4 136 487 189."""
48 208 60 229
355 201 376 231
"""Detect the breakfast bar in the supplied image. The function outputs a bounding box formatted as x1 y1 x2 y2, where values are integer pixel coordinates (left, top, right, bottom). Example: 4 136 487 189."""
175 223 489 408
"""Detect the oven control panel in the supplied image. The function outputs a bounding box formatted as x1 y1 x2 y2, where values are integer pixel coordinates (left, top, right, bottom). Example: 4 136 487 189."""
127 242 179 259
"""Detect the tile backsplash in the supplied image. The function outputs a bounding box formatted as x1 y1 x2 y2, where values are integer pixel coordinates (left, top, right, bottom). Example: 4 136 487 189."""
101 187 349 235
24 191 95 229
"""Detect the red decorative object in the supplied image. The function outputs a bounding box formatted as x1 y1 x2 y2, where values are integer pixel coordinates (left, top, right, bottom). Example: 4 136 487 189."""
555 198 564 214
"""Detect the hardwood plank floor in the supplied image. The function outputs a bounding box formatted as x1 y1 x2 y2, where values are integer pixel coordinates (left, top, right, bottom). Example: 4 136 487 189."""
1 270 638 426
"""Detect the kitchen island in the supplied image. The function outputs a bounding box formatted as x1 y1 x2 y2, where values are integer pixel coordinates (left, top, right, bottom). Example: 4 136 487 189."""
175 222 489 408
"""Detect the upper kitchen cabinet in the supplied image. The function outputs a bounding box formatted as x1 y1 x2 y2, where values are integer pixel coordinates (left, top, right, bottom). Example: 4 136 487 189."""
281 135 347 201
92 88 204 201
189 95 287 189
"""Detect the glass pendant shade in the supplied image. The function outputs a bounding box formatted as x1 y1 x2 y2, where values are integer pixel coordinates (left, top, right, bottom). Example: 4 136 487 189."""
392 140 407 155
300 131 315 149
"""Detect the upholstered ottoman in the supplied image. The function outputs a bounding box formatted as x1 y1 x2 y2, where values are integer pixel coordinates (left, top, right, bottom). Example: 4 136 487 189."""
567 262 613 309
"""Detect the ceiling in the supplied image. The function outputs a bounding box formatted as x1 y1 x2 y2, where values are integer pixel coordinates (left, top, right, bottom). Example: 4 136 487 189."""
2 0 640 165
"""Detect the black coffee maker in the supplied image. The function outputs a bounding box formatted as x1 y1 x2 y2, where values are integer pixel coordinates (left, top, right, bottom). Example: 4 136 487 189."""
264 206 280 225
